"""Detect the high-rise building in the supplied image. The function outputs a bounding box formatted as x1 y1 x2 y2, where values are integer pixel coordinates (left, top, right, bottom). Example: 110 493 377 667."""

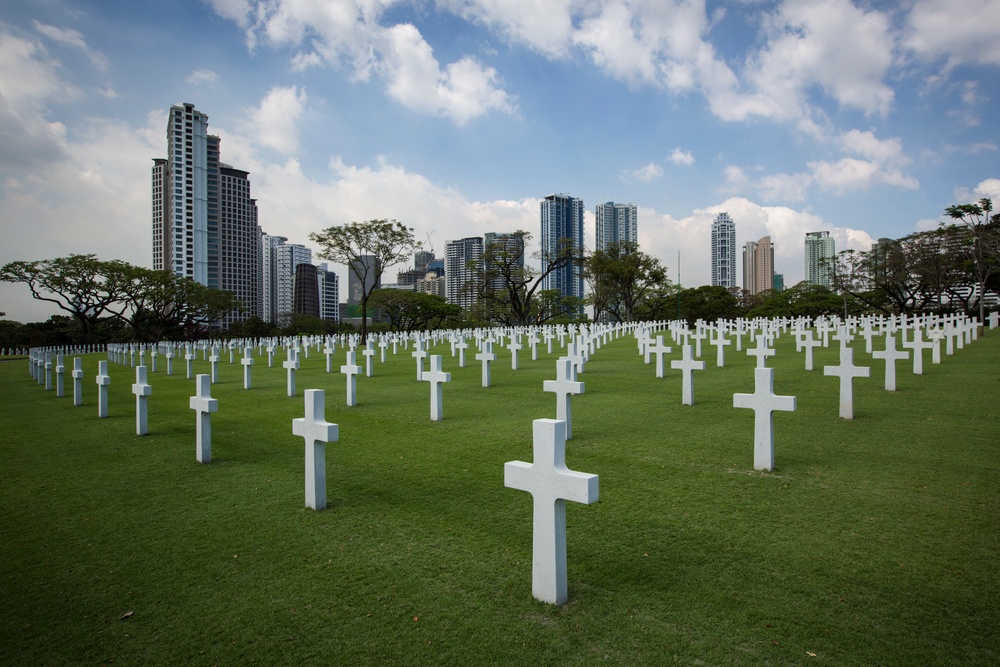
484 232 525 293
445 237 483 309
711 212 737 289
595 202 638 251
742 235 774 296
347 255 381 306
416 273 446 299
317 263 340 322
274 242 312 325
804 231 836 288
153 103 264 328
218 164 262 326
152 103 220 286
261 234 287 324
540 194 585 307
773 273 785 292
414 250 435 272
292 263 320 318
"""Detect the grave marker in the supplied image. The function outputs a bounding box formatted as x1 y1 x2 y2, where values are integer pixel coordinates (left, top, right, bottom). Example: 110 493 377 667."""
423 354 452 421
670 344 706 406
71 357 83 406
543 359 585 440
340 351 362 407
733 367 797 471
189 374 218 463
872 334 908 391
504 419 599 606
823 346 870 419
131 365 153 436
96 360 111 418
292 389 338 510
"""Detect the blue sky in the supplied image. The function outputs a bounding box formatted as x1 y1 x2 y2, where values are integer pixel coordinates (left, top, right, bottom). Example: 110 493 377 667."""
1 0 998 322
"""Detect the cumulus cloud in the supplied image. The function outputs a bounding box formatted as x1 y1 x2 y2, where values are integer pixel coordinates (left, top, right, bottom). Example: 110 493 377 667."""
206 0 517 124
622 162 664 182
905 0 1000 71
186 69 218 84
241 86 308 155
669 148 694 166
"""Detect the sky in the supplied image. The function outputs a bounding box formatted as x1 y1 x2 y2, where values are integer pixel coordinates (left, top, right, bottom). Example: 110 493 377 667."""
1 0 998 323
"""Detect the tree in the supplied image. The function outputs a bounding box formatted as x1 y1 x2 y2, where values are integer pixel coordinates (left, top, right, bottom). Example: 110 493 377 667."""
478 230 584 326
749 282 850 319
583 241 669 323
676 285 741 326
0 254 125 343
310 219 419 342
369 289 462 332
944 198 1000 323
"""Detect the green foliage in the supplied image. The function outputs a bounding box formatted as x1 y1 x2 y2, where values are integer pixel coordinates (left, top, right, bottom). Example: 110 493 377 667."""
584 241 669 323
748 282 848 319
676 285 741 325
310 220 419 342
369 290 462 332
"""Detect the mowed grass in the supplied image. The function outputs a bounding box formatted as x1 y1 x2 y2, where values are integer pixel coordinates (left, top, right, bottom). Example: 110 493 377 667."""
1 329 998 666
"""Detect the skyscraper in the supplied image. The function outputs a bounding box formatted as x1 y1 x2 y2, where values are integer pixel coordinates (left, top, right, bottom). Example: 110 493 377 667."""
804 231 836 288
742 235 774 296
484 231 525 293
711 212 737 289
445 237 483 309
540 194 585 306
218 164 262 325
274 242 312 325
152 103 262 328
152 103 219 286
260 234 287 324
595 202 638 251
317 263 340 322
292 263 320 318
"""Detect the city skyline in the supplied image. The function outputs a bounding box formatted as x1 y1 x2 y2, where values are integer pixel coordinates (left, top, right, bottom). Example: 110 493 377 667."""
1 1 998 322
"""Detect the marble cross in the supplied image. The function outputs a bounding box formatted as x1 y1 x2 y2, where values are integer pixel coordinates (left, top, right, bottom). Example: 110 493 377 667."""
412 340 428 381
799 330 822 371
476 341 497 388
733 367 796 471
283 348 299 397
131 365 153 436
670 344 706 406
71 357 84 407
901 329 933 375
543 358 585 440
363 341 376 377
504 419 599 606
423 354 452 421
823 346 870 419
189 374 218 463
747 334 774 368
872 334 908 391
340 351 362 407
55 354 65 397
292 389 338 510
96 360 111 418
647 335 672 379
508 337 522 370
241 347 254 389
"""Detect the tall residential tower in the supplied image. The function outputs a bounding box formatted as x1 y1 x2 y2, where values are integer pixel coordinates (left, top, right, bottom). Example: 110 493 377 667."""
710 212 737 289
595 202 638 251
742 235 774 296
540 194 585 307
804 231 836 288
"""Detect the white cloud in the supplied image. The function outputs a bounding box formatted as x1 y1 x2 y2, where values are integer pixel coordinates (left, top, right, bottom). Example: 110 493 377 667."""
241 86 308 155
380 24 516 125
905 0 1000 70
33 21 108 70
669 147 694 165
954 178 1000 204
622 162 664 182
186 69 218 84
207 0 516 124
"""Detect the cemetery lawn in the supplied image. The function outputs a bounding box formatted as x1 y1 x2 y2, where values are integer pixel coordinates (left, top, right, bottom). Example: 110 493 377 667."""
1 333 998 666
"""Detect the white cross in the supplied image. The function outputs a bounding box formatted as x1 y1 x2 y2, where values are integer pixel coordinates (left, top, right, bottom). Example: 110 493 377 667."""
72 357 84 407
189 374 218 463
324 343 334 373
283 348 299 397
185 346 194 379
927 328 944 364
733 367 797 471
747 334 774 368
823 346 870 419
476 341 496 387
508 337 522 370
55 354 65 397
647 335 672 378
44 352 52 391
901 328 933 375
504 419 599 606
363 342 376 377
412 341 427 381
340 351 362 407
528 332 539 361
292 389 338 510
131 365 153 436
423 354 452 421
670 344 706 406
712 332 731 368
543 358 585 440
799 330 822 371
241 347 254 389
378 338 388 363
454 337 469 367
96 360 111 418
871 334 908 391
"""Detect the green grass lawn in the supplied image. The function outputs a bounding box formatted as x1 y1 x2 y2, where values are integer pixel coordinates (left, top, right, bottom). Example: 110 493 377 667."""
1 329 998 666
